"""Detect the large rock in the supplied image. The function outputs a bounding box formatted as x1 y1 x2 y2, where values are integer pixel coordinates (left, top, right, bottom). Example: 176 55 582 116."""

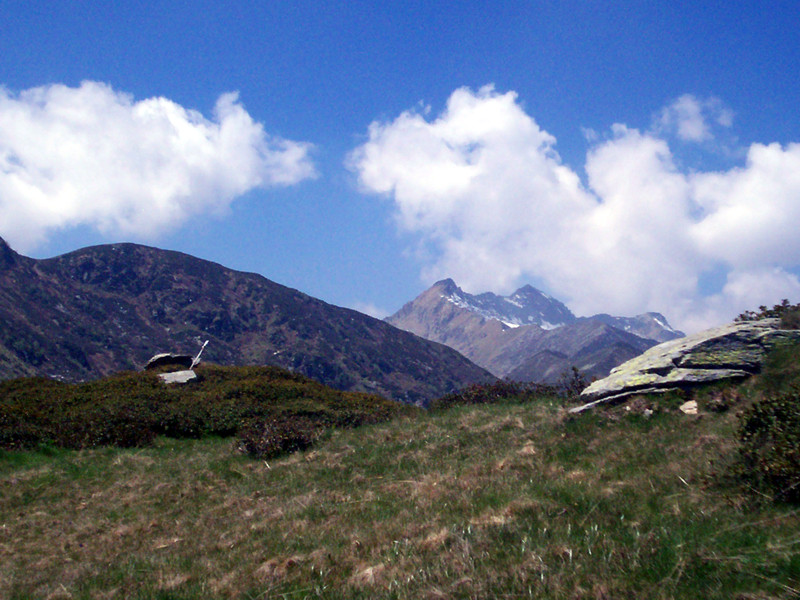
144 353 193 371
570 319 800 413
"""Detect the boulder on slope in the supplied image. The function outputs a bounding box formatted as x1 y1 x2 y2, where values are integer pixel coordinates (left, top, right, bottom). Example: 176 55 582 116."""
570 318 800 413
145 353 194 371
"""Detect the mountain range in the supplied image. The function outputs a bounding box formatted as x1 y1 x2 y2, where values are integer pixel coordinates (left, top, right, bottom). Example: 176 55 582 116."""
0 238 493 404
385 278 683 382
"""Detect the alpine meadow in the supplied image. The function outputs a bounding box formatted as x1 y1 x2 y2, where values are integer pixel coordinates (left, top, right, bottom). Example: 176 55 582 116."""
3 3 800 599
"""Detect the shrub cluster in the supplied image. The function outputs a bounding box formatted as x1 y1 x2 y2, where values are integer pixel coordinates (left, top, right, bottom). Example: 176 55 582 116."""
556 366 589 398
737 390 800 502
0 365 411 458
430 380 549 410
429 368 588 411
236 416 322 459
736 298 800 329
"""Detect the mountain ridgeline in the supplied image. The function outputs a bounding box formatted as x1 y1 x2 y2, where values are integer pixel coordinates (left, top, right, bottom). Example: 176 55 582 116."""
0 238 493 404
385 278 684 382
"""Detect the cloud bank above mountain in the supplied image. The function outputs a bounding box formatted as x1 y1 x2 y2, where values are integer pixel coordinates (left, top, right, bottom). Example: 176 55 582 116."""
349 86 800 332
0 81 316 251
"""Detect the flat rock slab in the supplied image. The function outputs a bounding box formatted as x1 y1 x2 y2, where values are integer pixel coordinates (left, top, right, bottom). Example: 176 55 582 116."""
158 369 197 384
571 319 800 413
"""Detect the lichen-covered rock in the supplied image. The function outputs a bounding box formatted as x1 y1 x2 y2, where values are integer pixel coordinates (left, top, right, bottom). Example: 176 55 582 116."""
570 319 800 413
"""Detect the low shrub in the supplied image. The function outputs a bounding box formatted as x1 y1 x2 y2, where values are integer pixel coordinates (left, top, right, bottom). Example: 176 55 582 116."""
429 368 589 411
736 298 800 329
737 391 800 502
429 380 558 410
556 366 589 397
0 411 46 450
695 385 742 413
0 364 407 453
57 400 161 449
236 416 322 459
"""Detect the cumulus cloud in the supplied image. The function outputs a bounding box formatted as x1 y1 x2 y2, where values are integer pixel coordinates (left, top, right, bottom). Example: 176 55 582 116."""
349 86 800 332
348 85 593 293
0 81 316 251
656 94 733 142
350 301 390 320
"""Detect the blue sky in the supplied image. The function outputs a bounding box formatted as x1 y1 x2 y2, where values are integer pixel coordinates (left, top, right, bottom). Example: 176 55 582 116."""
2 1 800 332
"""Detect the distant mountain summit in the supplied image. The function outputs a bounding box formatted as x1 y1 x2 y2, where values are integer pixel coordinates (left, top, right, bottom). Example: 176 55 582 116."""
589 312 682 344
0 238 492 404
386 279 683 382
437 278 575 329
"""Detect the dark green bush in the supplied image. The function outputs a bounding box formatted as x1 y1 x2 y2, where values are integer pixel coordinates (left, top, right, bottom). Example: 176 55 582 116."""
782 307 800 330
736 298 800 329
58 400 161 449
236 416 322 459
0 409 46 450
698 386 742 413
556 366 589 398
0 364 408 454
738 391 800 502
429 379 559 411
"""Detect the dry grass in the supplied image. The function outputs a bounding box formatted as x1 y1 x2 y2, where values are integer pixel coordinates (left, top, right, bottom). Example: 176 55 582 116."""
2 393 799 599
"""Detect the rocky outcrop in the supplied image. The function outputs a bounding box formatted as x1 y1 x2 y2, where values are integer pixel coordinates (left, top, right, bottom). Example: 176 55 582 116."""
571 319 800 413
145 353 193 371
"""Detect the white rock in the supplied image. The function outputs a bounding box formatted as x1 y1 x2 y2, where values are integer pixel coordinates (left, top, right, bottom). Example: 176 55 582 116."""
158 370 197 384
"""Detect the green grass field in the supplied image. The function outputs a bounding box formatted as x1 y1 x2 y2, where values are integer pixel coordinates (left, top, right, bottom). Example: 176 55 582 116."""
1 352 799 598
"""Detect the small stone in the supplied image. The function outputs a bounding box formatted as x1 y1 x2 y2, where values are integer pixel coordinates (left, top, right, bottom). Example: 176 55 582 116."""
679 400 698 415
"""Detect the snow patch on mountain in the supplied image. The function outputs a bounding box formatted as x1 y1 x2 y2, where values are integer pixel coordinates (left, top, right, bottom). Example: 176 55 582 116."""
444 294 525 328
653 315 676 333
439 280 575 330
432 279 684 343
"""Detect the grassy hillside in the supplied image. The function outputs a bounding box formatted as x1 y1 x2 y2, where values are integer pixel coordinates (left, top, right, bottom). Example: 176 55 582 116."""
0 238 494 403
1 351 799 598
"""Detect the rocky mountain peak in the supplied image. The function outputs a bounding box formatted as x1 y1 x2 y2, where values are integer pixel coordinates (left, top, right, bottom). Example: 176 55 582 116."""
642 312 677 332
509 284 543 298
423 279 576 330
587 312 683 343
387 278 685 383
431 278 463 300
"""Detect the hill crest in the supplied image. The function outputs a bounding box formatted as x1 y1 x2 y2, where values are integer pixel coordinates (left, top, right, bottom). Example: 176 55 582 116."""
0 238 493 403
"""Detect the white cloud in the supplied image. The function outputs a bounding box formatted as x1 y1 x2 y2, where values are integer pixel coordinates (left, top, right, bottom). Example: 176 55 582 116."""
348 85 593 294
656 94 733 142
0 81 316 251
690 142 800 266
350 301 390 320
349 86 800 333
